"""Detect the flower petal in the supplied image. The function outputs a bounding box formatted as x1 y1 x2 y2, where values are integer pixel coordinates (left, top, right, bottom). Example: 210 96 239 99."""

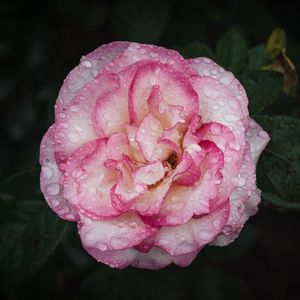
191 76 246 155
153 201 229 256
82 245 198 269
40 125 79 221
63 139 121 219
56 42 131 111
55 73 120 162
128 61 199 125
246 118 270 164
79 212 156 251
147 140 224 226
211 144 259 246
188 57 249 122
135 113 171 161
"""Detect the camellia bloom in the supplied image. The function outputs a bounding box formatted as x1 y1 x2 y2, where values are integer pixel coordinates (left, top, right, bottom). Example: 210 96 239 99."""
40 42 269 269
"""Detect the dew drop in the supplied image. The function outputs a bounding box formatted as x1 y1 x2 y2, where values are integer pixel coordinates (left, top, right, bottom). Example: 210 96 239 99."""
258 130 269 139
198 230 213 241
51 199 59 207
46 183 60 196
81 60 92 68
158 238 170 246
99 243 108 251
136 202 149 212
70 103 81 112
68 132 80 143
225 114 240 122
111 237 128 249
223 225 233 235
212 104 219 111
42 166 54 180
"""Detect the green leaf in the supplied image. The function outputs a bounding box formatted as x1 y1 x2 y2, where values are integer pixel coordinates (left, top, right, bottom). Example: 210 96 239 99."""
216 29 247 73
240 70 283 114
0 169 69 283
255 115 300 210
178 42 215 59
112 0 170 43
247 44 269 70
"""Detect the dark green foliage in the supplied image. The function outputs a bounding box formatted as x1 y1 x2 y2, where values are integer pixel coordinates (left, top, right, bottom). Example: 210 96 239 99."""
0 169 69 284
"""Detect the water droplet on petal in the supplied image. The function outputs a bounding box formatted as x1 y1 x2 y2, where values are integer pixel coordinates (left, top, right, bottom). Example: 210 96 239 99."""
81 60 92 68
111 237 128 249
68 132 80 143
70 103 81 112
212 104 219 111
223 225 233 235
213 218 221 230
46 183 60 196
99 243 108 251
136 202 149 212
198 230 213 241
258 130 269 139
42 166 54 180
158 238 170 246
225 114 240 122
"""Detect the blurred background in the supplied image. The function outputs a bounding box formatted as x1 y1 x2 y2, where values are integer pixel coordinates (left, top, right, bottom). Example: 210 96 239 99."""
0 0 300 299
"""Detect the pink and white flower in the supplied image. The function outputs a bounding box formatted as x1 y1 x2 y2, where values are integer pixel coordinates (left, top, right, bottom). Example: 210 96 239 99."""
40 42 269 269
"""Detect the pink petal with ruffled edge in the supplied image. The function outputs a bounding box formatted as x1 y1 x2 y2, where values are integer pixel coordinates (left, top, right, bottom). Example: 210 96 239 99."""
145 140 224 226
152 201 229 256
40 125 79 221
124 124 146 163
92 82 130 137
188 57 249 123
133 160 165 186
211 144 259 246
106 132 131 161
103 42 196 77
106 156 146 211
56 42 131 111
191 76 246 156
128 61 199 126
246 118 270 164
54 73 120 162
135 112 171 161
147 85 185 129
63 139 121 219
79 212 156 251
82 245 198 269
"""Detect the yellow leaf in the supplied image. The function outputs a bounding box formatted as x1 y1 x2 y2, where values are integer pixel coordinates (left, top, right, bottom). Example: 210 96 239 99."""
266 28 286 59
262 49 297 94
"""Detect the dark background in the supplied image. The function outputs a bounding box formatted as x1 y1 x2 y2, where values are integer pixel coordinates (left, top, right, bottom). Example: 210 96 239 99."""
0 0 300 299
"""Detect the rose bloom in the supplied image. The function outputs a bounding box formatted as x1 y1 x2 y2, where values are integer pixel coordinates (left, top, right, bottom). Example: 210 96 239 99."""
40 42 269 269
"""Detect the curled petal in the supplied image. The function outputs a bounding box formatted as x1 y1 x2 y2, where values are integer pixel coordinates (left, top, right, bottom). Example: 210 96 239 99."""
246 118 270 164
136 113 171 161
63 139 120 219
128 61 199 125
144 140 224 226
191 76 246 157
